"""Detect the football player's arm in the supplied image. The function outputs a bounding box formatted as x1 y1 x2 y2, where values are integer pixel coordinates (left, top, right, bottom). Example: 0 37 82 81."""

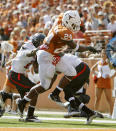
60 39 77 49
26 48 39 57
77 44 99 53
5 52 16 66
61 39 98 53
56 39 77 57
6 60 12 67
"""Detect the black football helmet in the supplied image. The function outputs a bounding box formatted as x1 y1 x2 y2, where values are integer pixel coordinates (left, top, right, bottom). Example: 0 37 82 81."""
30 33 45 48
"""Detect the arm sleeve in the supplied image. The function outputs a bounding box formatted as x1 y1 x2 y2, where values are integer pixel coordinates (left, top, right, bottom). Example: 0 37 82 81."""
19 50 32 57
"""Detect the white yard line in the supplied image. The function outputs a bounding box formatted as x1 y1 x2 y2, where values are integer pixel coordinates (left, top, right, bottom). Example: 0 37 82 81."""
1 115 116 124
35 111 66 115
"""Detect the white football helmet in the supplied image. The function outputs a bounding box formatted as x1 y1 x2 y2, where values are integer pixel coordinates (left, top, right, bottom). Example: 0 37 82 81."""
62 10 81 32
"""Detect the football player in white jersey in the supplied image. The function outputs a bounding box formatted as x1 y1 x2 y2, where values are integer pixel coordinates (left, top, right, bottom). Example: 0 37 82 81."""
18 54 101 124
0 33 45 117
48 54 104 124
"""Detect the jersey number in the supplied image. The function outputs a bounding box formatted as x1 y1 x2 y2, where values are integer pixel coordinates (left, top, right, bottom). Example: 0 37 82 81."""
64 34 72 40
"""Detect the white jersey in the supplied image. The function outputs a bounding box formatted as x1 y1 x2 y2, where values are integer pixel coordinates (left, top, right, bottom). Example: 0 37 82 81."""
11 42 36 73
60 53 82 68
36 49 82 90
56 53 82 76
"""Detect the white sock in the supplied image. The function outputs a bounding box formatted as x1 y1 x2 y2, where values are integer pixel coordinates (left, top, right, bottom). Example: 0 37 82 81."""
56 86 63 91
24 96 31 102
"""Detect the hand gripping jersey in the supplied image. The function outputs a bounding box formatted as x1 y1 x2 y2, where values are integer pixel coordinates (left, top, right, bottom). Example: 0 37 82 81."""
41 14 74 56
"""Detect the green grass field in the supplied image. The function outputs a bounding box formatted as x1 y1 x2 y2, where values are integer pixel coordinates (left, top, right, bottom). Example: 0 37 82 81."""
0 111 116 129
0 119 116 129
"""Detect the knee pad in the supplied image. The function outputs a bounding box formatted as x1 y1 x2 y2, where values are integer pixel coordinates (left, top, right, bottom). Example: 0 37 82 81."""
78 94 90 104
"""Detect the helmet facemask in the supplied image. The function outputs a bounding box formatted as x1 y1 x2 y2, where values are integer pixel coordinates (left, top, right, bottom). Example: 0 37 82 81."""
62 10 81 33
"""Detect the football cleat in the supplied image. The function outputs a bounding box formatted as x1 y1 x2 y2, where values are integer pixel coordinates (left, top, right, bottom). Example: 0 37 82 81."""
63 102 70 108
25 116 41 122
19 118 25 122
86 112 98 124
64 106 81 118
48 93 64 107
95 111 104 118
64 111 81 118
48 93 61 102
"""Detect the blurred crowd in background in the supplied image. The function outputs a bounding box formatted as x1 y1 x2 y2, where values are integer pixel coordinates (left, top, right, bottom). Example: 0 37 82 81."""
0 0 116 60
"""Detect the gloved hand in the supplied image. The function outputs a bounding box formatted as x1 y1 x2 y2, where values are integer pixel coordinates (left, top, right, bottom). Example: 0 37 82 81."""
87 46 99 53
112 63 116 68
111 60 116 68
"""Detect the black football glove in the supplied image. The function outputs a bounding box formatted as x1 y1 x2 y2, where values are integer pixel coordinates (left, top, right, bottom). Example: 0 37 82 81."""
111 59 116 68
